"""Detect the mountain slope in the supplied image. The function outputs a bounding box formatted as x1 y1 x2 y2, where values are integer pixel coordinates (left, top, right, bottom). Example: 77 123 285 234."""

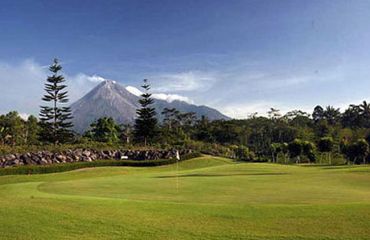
71 80 230 133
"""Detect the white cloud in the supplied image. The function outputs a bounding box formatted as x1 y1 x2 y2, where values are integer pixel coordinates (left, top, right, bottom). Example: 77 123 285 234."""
126 85 193 103
66 73 106 101
125 86 142 96
220 101 315 119
86 74 106 83
220 101 279 119
0 59 45 115
152 93 193 104
150 71 217 92
0 59 103 115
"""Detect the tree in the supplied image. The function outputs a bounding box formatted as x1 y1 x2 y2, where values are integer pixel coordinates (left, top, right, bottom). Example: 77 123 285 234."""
355 139 369 164
194 115 213 142
85 117 121 143
234 145 254 161
178 112 197 130
267 108 281 120
281 142 289 163
359 101 370 128
302 141 316 163
121 124 133 145
317 137 334 164
0 111 25 145
323 106 341 125
288 139 303 163
25 115 40 145
271 143 282 163
39 59 73 144
312 105 324 123
314 119 331 138
342 139 369 164
162 108 180 131
284 110 312 128
134 79 158 145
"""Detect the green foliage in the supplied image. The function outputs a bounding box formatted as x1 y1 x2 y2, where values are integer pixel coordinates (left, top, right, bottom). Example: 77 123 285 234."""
342 139 369 164
302 141 316 162
25 115 40 145
0 111 26 145
342 101 370 128
39 59 73 144
160 108 197 145
288 139 303 158
134 79 158 145
317 137 334 152
287 139 316 163
233 145 255 161
85 117 121 143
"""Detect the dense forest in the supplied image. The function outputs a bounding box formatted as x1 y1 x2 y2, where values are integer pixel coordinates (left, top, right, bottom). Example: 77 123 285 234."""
2 101 370 164
1 60 370 165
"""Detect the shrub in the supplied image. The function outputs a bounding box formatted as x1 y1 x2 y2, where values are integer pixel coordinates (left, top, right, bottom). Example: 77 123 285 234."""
234 145 255 161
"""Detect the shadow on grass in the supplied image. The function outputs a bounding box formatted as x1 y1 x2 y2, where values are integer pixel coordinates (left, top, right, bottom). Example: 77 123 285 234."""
156 172 288 178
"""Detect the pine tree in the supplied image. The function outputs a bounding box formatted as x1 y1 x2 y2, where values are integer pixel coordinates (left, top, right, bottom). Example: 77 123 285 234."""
134 79 158 146
39 59 73 144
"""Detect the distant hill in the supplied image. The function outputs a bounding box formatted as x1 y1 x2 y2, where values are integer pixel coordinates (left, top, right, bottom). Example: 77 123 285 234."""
70 80 230 133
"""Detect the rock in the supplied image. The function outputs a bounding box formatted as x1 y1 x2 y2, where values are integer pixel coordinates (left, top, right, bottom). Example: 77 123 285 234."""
82 150 91 157
0 148 183 168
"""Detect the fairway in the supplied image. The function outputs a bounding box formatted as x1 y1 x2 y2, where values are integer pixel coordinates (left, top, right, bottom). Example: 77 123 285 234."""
0 156 370 240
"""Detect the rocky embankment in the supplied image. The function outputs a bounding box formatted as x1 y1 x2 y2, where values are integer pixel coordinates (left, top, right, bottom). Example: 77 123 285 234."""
0 149 188 168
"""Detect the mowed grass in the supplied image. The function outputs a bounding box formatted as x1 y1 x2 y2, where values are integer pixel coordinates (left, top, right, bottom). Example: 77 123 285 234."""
0 156 370 240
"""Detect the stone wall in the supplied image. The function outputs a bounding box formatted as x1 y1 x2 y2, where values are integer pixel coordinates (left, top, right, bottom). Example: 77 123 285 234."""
0 149 188 168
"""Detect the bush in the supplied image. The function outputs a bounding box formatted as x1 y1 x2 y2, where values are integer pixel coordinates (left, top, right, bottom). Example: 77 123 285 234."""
234 145 255 161
288 139 303 158
182 140 234 158
180 152 202 160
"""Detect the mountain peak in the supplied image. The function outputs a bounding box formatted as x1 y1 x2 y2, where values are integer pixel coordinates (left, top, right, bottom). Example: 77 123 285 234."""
99 79 117 86
70 80 230 132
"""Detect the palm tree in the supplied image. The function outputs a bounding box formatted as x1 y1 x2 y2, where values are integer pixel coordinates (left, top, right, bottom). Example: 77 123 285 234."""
359 101 370 116
359 101 370 127
342 104 361 128
324 106 341 125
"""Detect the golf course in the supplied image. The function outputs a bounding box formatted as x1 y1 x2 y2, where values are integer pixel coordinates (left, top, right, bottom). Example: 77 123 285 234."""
0 156 369 240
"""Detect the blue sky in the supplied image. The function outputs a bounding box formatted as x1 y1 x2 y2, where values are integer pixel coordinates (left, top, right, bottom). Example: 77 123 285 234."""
1 0 370 118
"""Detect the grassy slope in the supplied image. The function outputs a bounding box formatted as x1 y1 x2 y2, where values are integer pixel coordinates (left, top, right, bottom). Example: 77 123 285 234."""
0 156 369 240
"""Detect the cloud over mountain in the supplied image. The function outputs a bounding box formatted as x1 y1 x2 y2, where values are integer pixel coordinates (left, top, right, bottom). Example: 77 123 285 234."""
125 86 193 104
71 80 229 132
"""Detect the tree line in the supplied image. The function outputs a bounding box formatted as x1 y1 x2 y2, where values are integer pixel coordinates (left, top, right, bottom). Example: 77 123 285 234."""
1 59 370 164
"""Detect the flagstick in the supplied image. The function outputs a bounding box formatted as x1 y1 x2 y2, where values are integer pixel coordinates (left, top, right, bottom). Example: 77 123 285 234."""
176 150 180 194
176 157 179 193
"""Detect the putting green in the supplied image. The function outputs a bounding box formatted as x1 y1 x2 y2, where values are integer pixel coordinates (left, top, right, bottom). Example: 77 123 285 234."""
0 156 369 239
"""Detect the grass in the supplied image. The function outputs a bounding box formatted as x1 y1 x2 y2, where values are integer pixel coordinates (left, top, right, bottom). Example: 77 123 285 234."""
0 156 369 239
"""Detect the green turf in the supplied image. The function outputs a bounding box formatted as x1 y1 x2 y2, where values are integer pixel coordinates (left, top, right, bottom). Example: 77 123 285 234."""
0 156 369 240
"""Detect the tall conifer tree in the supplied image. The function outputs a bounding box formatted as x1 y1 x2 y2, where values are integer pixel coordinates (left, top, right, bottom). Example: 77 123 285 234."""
39 59 73 144
134 79 158 145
